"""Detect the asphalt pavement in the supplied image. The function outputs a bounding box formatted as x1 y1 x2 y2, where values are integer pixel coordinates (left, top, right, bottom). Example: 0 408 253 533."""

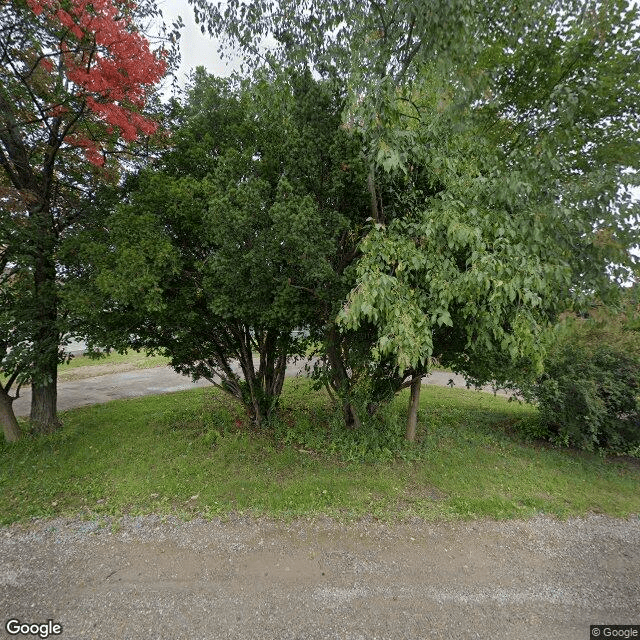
12 365 512 417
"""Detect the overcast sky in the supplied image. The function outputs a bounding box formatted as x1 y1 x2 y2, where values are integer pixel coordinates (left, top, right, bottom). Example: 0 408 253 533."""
158 0 242 85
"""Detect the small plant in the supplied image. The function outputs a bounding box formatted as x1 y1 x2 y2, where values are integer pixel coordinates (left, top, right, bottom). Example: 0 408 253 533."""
273 382 415 463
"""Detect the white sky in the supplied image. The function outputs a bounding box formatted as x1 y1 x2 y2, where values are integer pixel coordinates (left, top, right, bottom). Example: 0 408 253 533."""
158 0 242 86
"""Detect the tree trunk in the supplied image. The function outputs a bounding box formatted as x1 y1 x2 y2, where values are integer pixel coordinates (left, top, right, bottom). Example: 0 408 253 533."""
30 377 60 434
405 373 422 442
29 210 61 434
0 389 20 442
343 401 363 430
367 165 383 224
324 325 364 429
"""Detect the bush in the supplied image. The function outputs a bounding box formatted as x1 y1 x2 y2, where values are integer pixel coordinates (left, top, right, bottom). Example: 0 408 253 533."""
525 309 640 453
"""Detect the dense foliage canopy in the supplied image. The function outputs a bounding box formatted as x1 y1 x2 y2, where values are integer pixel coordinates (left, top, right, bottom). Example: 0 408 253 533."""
68 68 375 426
194 0 640 379
3 0 640 444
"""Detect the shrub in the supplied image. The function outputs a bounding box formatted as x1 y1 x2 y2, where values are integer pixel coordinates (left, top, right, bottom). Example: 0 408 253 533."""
525 309 640 453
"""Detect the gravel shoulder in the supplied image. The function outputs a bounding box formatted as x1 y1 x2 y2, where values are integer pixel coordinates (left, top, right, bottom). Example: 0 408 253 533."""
1 514 638 639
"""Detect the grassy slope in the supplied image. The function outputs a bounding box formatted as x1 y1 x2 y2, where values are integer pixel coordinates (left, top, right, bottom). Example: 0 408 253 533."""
58 351 170 379
1 380 638 525
61 350 168 370
1 351 170 387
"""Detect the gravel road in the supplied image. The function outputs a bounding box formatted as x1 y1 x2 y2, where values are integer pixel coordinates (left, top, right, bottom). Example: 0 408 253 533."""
1 514 639 639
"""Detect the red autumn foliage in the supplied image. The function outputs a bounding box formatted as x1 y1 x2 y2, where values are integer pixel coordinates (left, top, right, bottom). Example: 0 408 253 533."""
39 57 55 72
25 0 167 165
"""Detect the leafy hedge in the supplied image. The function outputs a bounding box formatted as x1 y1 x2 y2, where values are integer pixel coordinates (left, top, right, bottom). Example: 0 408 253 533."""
524 307 640 454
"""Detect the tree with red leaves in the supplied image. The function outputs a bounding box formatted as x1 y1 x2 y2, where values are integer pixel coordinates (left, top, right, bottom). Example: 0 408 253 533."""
0 0 169 439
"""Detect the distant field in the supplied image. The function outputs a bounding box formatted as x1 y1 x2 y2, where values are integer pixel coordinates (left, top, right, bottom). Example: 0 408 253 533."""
1 350 170 387
58 350 170 381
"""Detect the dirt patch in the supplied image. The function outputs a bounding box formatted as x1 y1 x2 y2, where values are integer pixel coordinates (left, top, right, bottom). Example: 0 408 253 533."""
398 483 448 510
606 455 640 470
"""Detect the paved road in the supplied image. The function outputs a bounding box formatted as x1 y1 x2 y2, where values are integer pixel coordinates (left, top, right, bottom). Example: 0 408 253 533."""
12 366 511 417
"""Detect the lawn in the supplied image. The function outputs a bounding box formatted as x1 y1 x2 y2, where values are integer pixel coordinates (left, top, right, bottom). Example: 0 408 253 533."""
1 350 170 387
1 379 638 525
58 350 170 381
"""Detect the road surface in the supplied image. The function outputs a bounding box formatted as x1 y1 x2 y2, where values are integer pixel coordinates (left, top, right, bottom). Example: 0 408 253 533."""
12 365 512 417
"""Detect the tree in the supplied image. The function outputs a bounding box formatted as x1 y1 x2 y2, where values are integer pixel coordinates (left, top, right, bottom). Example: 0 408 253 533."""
338 1 640 438
0 0 168 439
67 68 373 427
195 0 640 440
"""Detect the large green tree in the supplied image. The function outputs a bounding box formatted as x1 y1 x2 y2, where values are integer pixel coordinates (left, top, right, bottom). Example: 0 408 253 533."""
0 0 171 439
68 69 373 427
194 0 640 439
338 1 640 435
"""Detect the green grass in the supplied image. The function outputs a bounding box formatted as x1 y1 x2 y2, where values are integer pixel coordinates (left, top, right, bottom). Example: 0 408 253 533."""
1 350 169 387
1 380 638 525
60 350 169 373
